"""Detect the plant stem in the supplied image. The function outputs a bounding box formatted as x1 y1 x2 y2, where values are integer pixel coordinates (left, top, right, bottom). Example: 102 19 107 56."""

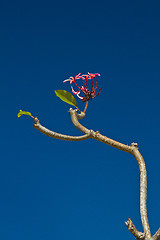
83 101 88 113
75 105 81 113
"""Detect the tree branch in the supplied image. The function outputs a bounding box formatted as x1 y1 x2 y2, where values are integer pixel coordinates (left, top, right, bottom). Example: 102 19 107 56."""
32 109 152 240
131 144 151 239
33 117 91 141
69 108 151 240
125 218 145 240
69 108 132 152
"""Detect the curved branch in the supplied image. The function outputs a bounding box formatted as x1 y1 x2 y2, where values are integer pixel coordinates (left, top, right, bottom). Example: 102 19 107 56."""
33 117 91 141
32 109 152 240
131 145 151 239
69 108 132 152
69 108 151 240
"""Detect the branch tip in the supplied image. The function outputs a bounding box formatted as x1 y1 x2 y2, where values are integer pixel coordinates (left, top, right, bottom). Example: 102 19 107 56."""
125 218 145 240
34 117 39 124
131 142 138 148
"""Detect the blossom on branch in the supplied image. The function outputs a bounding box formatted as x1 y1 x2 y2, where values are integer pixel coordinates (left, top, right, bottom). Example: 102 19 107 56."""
63 73 102 102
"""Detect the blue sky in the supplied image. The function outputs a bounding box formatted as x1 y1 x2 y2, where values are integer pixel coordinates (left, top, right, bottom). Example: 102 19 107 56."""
0 0 160 239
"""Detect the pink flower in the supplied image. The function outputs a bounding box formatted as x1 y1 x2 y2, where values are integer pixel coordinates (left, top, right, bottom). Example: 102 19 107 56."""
71 86 83 100
83 72 101 79
63 73 83 84
64 73 102 102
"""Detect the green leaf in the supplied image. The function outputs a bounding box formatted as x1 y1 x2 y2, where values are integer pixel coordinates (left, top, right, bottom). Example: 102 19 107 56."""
17 110 32 118
55 90 77 107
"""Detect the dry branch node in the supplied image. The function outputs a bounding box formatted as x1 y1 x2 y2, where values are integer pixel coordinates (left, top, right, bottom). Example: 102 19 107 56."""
34 117 39 124
131 142 138 148
125 218 145 240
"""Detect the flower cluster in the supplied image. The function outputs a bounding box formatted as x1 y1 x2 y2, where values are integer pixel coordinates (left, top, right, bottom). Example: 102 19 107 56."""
63 73 102 102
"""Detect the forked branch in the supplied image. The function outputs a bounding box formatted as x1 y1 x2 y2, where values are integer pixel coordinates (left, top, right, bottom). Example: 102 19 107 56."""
32 108 157 240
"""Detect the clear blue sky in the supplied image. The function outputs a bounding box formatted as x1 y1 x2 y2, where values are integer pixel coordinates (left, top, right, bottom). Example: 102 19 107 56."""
0 0 160 239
